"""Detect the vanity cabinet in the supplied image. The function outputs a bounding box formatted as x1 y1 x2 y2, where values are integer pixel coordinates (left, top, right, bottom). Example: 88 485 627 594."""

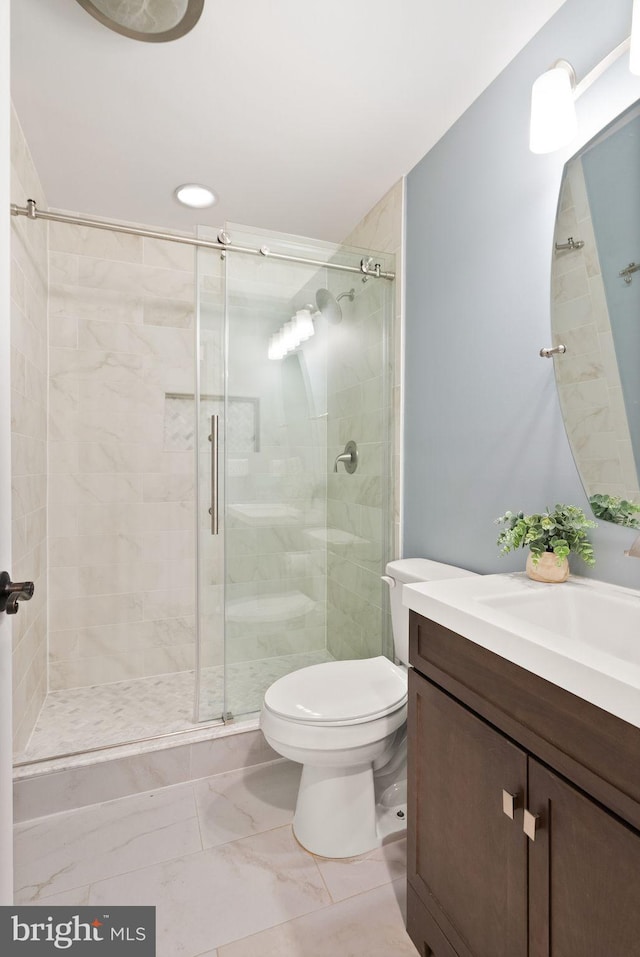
407 612 640 957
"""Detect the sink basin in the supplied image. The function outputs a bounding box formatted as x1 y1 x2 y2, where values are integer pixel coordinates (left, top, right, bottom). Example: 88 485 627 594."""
481 583 640 666
403 573 640 729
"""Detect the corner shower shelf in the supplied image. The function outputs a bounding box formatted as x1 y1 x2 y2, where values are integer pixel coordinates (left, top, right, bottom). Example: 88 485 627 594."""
305 527 368 547
227 504 303 526
226 591 316 623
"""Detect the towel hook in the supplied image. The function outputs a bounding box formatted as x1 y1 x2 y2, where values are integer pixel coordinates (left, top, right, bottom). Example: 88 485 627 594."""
539 344 567 358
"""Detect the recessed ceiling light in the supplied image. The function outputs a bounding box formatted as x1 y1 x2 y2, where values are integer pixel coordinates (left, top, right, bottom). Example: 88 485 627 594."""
174 184 217 209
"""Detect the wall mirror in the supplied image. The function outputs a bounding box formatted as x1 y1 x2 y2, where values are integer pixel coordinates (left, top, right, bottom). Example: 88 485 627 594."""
551 98 640 529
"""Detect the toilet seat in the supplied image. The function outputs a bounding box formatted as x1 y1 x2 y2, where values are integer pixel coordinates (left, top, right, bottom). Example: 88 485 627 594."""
263 655 407 726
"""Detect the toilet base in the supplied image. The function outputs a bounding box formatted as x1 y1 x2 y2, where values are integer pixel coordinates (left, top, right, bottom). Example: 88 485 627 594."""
292 763 406 858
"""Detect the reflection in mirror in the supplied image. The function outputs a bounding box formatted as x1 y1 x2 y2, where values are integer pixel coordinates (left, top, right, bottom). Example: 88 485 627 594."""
551 100 640 529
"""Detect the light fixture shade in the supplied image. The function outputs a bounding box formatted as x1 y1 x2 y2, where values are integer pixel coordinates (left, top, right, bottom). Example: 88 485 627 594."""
631 0 640 75
294 309 315 342
268 310 315 360
529 65 578 154
268 332 286 361
281 320 299 352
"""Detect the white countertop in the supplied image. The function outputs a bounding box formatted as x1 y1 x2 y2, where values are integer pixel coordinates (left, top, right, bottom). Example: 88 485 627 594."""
403 572 640 730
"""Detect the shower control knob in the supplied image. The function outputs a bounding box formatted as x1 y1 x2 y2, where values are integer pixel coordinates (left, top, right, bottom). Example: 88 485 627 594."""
0 571 35 615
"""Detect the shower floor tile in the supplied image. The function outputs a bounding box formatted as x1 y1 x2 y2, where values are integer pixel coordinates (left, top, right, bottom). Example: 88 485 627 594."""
17 650 334 763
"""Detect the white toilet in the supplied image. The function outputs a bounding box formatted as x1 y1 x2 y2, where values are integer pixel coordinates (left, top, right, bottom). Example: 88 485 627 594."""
260 558 477 858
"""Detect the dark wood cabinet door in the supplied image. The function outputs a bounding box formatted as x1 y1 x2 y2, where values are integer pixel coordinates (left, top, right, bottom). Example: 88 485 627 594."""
408 671 528 957
528 758 640 957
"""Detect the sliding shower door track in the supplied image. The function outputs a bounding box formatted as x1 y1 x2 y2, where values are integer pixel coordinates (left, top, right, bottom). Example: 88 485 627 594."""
11 201 395 280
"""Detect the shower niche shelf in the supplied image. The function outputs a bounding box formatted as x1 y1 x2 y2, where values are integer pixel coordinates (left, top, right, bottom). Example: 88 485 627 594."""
226 592 316 624
227 504 303 526
305 527 368 547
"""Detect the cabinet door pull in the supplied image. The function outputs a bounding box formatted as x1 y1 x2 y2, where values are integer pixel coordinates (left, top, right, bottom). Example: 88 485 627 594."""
523 809 540 841
502 789 520 820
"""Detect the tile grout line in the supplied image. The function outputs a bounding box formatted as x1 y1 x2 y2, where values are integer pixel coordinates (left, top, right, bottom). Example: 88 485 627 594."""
310 853 336 905
191 780 206 852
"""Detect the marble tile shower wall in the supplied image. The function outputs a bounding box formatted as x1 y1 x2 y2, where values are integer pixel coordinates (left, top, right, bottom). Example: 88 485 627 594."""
326 181 403 661
10 107 49 752
47 217 200 690
553 160 640 502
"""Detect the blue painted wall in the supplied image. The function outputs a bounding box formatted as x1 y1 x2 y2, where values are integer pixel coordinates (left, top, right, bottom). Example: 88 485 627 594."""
404 0 640 586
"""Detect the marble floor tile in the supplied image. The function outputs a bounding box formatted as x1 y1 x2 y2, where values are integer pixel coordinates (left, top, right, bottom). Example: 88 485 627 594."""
13 758 411 957
85 825 331 957
314 837 407 903
217 878 416 957
194 760 301 849
14 783 201 903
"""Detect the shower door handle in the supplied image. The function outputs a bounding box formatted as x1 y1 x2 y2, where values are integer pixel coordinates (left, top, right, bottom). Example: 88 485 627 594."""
209 414 220 535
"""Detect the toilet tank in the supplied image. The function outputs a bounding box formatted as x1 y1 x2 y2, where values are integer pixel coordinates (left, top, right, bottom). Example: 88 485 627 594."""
383 558 478 665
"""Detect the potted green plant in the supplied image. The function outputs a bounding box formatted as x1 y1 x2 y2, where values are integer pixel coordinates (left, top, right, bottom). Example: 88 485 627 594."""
495 504 596 582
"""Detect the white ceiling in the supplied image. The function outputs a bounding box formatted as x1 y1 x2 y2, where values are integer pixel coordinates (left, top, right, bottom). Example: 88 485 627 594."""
11 0 567 243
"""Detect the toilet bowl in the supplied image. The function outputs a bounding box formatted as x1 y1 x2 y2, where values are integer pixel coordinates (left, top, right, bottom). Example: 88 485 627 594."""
260 558 478 858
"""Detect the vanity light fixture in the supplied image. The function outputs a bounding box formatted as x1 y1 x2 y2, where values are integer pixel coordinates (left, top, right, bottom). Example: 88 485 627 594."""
174 183 217 208
529 60 578 153
529 60 578 154
529 20 640 154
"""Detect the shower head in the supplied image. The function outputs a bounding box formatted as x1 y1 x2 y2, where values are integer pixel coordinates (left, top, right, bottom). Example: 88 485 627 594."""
315 288 355 324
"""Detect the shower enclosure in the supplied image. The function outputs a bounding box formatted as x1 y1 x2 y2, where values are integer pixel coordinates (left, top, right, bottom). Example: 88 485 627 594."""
11 206 395 765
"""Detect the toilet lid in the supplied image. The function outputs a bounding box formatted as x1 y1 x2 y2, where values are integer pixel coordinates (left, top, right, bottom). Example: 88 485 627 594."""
263 656 407 724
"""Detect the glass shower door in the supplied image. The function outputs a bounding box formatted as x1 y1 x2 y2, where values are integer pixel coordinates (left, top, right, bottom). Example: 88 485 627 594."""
195 223 395 723
194 238 226 722
222 229 331 718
